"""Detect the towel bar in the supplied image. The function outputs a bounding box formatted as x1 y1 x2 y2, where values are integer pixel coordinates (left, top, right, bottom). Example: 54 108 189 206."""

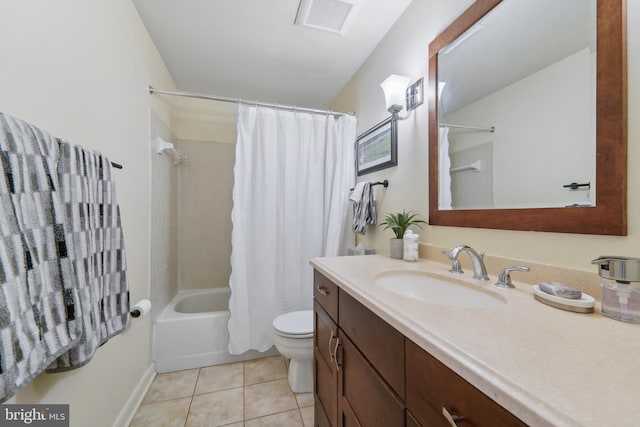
350 180 389 191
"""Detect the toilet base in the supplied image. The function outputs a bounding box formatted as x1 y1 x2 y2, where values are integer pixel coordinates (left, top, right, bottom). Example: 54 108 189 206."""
287 357 313 393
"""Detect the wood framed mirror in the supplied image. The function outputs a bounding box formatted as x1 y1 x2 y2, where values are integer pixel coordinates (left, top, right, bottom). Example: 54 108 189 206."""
428 0 627 235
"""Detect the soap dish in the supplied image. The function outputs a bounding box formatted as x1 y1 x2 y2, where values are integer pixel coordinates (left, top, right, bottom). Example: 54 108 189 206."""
532 285 595 313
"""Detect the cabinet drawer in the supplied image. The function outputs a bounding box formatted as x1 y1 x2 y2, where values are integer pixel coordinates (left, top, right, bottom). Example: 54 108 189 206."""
314 270 338 321
405 339 528 427
338 331 405 427
339 291 405 399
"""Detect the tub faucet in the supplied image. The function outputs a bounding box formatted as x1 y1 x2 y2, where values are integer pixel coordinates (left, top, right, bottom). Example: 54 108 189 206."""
442 245 490 281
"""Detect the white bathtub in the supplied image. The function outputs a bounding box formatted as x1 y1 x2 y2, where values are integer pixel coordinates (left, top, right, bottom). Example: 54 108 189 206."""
154 288 277 373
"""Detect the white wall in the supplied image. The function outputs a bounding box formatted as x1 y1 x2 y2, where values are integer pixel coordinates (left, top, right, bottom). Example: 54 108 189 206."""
0 0 175 425
172 97 237 143
331 0 640 272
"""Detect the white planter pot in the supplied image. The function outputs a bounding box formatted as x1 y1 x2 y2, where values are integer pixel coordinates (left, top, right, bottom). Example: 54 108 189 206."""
389 238 403 259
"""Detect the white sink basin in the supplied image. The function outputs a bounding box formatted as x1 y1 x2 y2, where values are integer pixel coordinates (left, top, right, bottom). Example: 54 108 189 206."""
375 270 506 308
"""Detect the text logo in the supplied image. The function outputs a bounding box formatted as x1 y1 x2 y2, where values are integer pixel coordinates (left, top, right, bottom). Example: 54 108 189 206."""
1 405 69 427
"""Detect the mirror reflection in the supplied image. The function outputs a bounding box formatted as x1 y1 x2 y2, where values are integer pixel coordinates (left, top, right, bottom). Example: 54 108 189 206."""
437 0 596 210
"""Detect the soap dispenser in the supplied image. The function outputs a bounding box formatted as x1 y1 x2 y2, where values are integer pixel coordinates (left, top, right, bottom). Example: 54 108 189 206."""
592 256 640 323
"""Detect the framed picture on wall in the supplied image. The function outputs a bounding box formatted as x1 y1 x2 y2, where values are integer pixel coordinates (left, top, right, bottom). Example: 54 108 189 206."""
356 117 397 176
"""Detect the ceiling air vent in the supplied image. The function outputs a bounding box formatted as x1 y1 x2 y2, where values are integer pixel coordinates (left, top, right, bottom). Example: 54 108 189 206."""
294 0 360 35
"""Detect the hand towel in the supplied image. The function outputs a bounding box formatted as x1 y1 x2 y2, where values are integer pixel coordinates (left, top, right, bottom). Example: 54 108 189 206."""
351 182 376 235
349 182 366 202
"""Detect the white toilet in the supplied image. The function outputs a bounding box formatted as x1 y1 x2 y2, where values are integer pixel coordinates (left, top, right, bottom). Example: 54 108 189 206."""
272 310 314 393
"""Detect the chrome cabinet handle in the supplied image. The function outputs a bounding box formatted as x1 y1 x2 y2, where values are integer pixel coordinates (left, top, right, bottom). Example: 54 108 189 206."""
316 286 329 296
333 337 341 372
328 330 336 361
442 407 463 426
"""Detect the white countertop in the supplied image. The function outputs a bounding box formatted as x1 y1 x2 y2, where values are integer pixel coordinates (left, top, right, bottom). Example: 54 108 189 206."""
310 255 640 427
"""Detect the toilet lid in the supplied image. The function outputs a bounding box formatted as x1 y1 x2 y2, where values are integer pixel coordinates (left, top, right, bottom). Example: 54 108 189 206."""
273 310 313 336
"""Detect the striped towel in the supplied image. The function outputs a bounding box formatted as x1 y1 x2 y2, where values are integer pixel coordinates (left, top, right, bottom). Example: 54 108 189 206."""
0 112 130 400
0 113 80 402
46 141 129 372
351 182 376 235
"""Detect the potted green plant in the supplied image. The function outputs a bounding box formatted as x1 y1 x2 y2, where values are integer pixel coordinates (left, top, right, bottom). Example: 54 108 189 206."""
379 210 427 259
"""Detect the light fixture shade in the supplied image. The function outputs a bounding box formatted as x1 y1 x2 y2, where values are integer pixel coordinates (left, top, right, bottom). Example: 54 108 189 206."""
380 74 411 113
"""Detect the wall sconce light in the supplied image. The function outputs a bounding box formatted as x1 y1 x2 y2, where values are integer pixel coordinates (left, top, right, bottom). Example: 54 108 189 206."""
380 74 423 120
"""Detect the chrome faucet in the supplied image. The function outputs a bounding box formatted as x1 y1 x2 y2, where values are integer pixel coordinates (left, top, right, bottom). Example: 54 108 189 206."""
442 245 490 281
495 265 530 288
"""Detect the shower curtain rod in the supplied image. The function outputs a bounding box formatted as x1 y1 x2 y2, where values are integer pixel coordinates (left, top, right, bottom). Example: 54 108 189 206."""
148 86 355 117
439 123 495 133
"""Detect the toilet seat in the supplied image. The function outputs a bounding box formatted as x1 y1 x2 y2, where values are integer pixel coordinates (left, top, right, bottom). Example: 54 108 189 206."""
273 310 313 339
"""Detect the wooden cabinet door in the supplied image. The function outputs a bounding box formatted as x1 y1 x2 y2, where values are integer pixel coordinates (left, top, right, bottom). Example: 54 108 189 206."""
315 302 338 426
338 291 405 399
405 339 528 427
406 410 423 427
338 331 405 427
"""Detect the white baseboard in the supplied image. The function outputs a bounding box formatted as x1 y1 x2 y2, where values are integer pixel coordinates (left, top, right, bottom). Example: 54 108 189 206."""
113 363 156 427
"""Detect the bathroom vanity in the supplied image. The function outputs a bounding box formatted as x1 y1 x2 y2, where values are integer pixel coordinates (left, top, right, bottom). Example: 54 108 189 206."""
311 255 640 427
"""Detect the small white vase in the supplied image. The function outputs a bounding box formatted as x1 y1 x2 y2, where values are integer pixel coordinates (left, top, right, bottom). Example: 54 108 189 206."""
389 238 403 259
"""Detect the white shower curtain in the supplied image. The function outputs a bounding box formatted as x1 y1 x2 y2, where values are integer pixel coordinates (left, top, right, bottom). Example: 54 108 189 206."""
228 104 356 354
438 125 452 210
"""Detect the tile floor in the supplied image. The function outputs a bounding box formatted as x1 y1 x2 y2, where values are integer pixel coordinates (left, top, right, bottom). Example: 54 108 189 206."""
129 356 313 427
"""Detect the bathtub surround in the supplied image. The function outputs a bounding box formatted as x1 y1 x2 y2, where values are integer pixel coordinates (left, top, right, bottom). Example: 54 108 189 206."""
149 111 179 323
229 104 356 354
177 139 235 291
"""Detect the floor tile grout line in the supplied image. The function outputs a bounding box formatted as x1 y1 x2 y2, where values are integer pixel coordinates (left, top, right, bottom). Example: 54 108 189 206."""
182 395 193 427
182 366 200 427
242 406 305 424
243 359 247 423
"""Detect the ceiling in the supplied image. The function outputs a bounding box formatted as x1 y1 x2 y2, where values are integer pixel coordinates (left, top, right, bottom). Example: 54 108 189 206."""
133 0 413 109
438 0 595 116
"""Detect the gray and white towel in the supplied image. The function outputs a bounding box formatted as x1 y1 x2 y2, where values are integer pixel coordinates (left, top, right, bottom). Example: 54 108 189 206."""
351 182 376 235
46 141 129 372
0 112 129 400
0 113 80 402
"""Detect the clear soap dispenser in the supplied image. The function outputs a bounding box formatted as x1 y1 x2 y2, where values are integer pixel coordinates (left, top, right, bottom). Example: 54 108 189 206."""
592 256 640 323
